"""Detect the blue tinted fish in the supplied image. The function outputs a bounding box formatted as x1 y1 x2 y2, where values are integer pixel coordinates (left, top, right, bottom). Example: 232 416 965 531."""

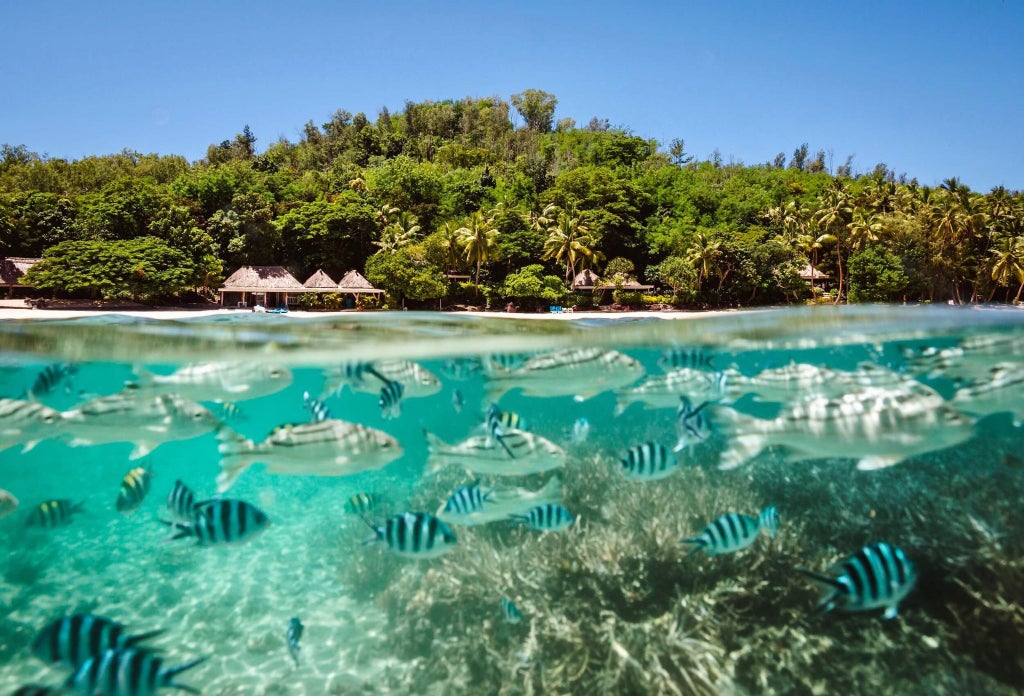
65 648 207 696
286 617 303 667
367 512 457 558
302 390 331 423
681 507 780 556
164 499 269 546
511 503 574 532
798 542 916 620
659 347 715 371
620 443 678 481
31 615 163 669
115 465 153 514
26 499 83 528
442 484 492 516
166 480 196 523
29 363 78 397
674 397 713 452
345 492 381 516
501 598 523 624
379 380 404 419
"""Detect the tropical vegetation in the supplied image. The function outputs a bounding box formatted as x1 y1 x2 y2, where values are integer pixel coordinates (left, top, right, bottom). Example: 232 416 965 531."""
1 91 1021 307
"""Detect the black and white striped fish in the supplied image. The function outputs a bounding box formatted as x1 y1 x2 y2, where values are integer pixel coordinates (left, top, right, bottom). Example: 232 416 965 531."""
619 443 679 481
367 512 457 558
510 503 574 532
674 397 713 452
501 598 523 624
166 480 197 523
485 404 530 435
798 542 916 619
163 499 269 546
25 499 84 528
29 363 78 397
31 615 163 669
64 648 207 696
345 492 382 516
484 348 645 402
379 380 404 419
115 466 153 514
442 484 493 517
681 507 780 556
658 346 716 372
302 391 331 423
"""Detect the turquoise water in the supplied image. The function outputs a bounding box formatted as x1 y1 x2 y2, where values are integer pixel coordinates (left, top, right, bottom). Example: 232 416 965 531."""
0 306 1022 695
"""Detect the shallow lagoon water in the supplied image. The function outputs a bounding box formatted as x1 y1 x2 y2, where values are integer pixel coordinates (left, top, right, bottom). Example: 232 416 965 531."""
0 305 1022 695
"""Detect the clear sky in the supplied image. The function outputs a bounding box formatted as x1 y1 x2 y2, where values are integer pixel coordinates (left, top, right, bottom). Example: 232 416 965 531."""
2 1 1021 191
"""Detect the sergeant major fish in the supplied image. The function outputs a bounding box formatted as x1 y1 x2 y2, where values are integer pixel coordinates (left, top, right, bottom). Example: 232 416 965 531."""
511 503 574 532
115 465 153 514
712 383 976 471
163 499 270 546
379 379 404 419
798 542 916 619
366 512 457 559
59 392 220 460
324 360 440 399
28 362 78 398
65 648 207 696
345 492 382 517
436 477 562 527
425 430 565 476
216 420 403 492
302 391 331 423
166 479 197 522
484 348 645 403
681 507 779 556
126 362 292 402
674 397 713 453
619 442 679 481
32 614 164 669
26 499 84 528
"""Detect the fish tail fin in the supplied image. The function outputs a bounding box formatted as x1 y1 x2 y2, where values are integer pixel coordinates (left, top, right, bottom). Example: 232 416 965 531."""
159 518 194 542
758 506 780 539
216 426 257 493
160 655 209 692
125 628 166 647
717 433 767 470
796 567 844 615
679 537 706 557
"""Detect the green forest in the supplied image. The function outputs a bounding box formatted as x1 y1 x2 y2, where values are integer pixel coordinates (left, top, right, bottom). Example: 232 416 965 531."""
2 90 1022 309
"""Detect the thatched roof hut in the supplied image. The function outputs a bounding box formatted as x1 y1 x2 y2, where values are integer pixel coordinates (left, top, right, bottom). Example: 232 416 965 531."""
302 269 338 291
0 257 40 288
218 266 305 308
337 270 384 295
798 263 830 281
572 269 600 290
572 268 652 292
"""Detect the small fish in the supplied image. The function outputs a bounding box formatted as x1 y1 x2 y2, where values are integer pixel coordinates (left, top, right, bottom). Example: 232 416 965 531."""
510 503 574 532
451 388 464 413
0 488 19 519
798 542 917 619
366 512 458 559
425 430 565 476
216 420 403 493
681 507 780 556
127 362 292 402
217 401 245 422
115 465 153 514
483 353 533 372
501 598 523 625
324 360 440 399
166 479 197 522
345 492 381 516
614 368 734 416
441 358 482 381
64 648 207 696
302 391 331 423
674 397 713 452
29 363 78 397
163 499 270 546
658 346 716 372
483 404 518 457
286 617 304 667
485 403 531 435
26 499 84 528
437 477 562 527
379 380 404 419
484 348 645 402
32 615 163 668
571 417 590 445
619 443 679 481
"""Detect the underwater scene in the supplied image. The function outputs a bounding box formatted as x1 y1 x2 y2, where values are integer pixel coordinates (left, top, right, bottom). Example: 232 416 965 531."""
0 305 1022 695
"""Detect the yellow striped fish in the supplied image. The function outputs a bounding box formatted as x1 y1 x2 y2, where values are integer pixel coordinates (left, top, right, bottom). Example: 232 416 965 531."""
115 465 153 514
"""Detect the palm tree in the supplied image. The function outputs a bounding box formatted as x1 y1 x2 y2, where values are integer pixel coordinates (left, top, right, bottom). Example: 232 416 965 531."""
542 212 601 286
988 234 1024 302
813 180 853 302
436 221 464 274
847 208 883 252
456 211 500 293
372 211 420 255
685 232 722 292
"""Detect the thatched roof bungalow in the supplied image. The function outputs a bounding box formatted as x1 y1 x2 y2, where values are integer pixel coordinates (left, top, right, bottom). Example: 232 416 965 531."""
0 257 40 296
337 270 384 295
302 269 338 291
572 269 653 292
218 266 305 308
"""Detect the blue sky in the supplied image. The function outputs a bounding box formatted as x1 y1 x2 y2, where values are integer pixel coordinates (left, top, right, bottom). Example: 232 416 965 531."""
2 1 1021 191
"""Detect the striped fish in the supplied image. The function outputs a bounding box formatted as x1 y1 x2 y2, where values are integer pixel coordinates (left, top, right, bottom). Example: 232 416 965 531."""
324 360 440 399
345 492 381 516
217 401 245 422
613 368 734 416
367 512 457 559
166 480 197 522
441 358 483 381
658 346 716 372
31 615 163 669
798 542 917 619
0 397 63 453
674 397 713 452
302 391 331 423
485 404 531 436
379 380 404 419
441 484 492 517
950 362 1024 425
681 507 780 556
164 499 269 546
26 499 83 528
216 420 403 493
29 363 78 397
483 353 533 373
501 598 523 624
484 348 645 402
115 466 153 514
511 503 574 532
425 430 565 476
619 443 679 481
65 648 207 696
126 362 292 402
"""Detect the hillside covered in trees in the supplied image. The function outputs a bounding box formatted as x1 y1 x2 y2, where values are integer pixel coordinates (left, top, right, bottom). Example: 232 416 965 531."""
2 90 1022 308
